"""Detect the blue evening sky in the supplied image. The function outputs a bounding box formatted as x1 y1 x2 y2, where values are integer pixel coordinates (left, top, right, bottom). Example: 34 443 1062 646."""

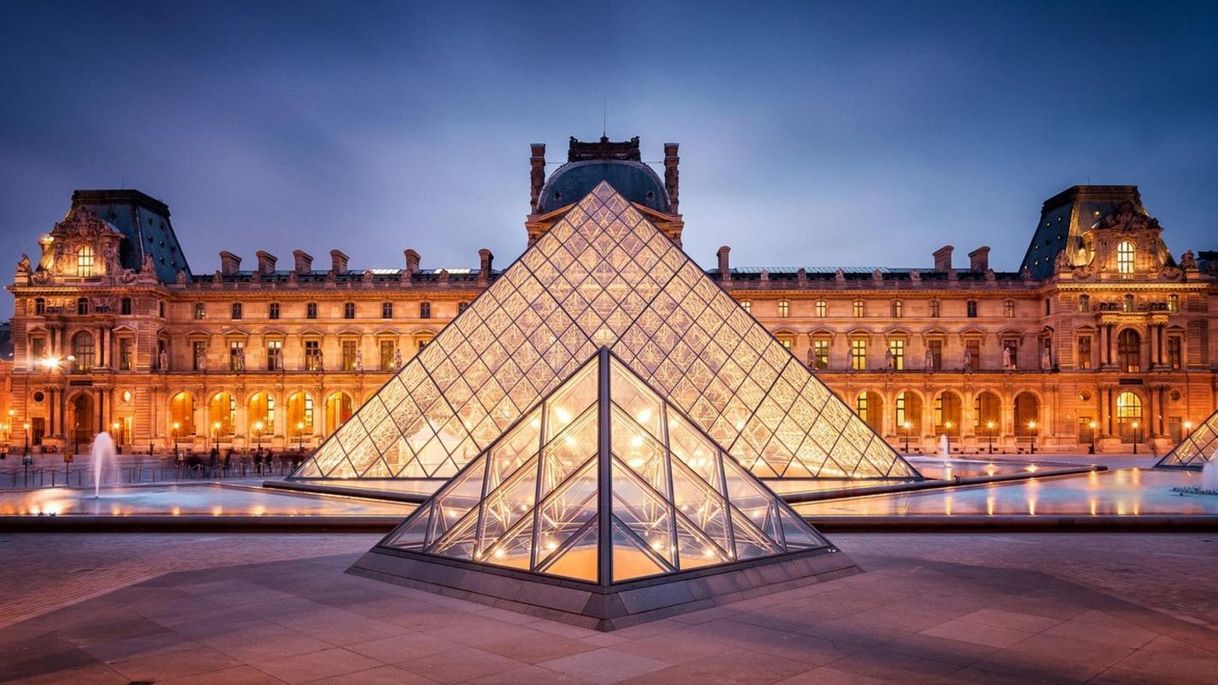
1 1 1216 319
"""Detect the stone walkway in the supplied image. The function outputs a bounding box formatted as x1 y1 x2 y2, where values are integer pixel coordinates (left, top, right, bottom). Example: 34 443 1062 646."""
1 533 1216 683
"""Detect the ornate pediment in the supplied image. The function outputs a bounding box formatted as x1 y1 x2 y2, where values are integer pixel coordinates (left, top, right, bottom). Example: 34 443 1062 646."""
1093 200 1159 233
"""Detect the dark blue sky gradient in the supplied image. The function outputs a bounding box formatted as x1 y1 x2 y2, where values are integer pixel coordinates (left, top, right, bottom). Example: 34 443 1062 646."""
2 1 1216 318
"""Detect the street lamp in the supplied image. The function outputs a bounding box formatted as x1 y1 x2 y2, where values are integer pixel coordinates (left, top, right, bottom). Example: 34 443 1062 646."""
986 420 996 455
253 420 264 452
1027 420 1037 454
1131 421 1140 455
212 421 222 449
944 420 953 456
22 421 31 459
1184 420 1193 439
902 421 912 453
172 421 181 457
296 421 305 451
1088 421 1097 455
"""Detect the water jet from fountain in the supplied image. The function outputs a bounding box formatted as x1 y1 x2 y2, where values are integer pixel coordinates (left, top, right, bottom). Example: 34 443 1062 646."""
91 431 115 499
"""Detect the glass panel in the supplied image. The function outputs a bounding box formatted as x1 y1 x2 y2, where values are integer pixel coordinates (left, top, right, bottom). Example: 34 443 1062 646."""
778 507 826 550
730 508 782 561
429 506 480 560
545 359 598 439
611 407 668 497
670 459 732 556
666 412 722 493
535 460 598 568
384 502 431 550
427 455 487 545
673 510 730 569
542 518 599 582
484 517 533 571
610 360 663 438
611 516 669 582
488 411 541 490
611 460 675 567
478 456 539 554
539 408 598 500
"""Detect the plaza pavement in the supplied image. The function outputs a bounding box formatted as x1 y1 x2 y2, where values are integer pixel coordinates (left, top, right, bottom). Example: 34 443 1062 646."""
1 532 1216 683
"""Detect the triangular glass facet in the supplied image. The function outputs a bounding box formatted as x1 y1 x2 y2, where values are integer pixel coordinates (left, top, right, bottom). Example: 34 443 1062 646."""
294 182 917 482
1157 410 1218 468
376 349 833 586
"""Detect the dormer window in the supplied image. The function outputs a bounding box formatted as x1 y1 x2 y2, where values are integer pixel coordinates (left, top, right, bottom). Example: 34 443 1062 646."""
1117 241 1135 275
77 245 95 277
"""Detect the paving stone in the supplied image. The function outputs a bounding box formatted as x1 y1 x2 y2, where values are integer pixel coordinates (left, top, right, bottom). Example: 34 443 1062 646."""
254 646 383 683
540 647 671 683
395 644 525 683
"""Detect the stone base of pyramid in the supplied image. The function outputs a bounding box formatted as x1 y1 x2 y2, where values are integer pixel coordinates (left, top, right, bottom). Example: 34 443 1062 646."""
348 546 860 631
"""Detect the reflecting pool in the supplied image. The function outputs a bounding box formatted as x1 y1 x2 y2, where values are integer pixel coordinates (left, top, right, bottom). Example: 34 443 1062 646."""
0 483 417 517
792 468 1218 517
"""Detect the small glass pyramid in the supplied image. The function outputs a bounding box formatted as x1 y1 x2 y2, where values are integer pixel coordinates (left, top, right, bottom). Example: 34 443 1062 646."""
293 181 917 482
379 348 830 584
1157 410 1218 468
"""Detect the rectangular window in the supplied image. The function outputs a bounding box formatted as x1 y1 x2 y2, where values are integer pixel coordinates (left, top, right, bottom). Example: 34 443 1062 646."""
892 300 903 318
193 302 206 320
269 302 280 320
344 302 356 319
1004 300 1015 318
1167 337 1182 370
229 341 245 371
420 302 431 319
815 300 826 318
813 340 829 370
306 302 318 319
1045 298 1052 315
192 341 207 371
966 340 981 370
888 339 904 370
966 300 978 318
120 298 132 315
341 340 357 371
1168 294 1179 312
1078 295 1090 312
231 303 243 320
267 340 283 371
740 300 751 313
118 338 133 371
382 302 393 319
34 298 46 315
458 302 469 314
929 300 940 318
77 246 95 277
305 340 321 371
380 340 396 370
780 338 792 350
31 337 47 361
778 300 790 318
850 339 867 371
1078 336 1092 370
928 340 942 370
852 300 864 318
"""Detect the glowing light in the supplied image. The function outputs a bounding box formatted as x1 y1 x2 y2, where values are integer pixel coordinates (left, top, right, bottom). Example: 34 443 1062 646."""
1025 464 1038 473
637 409 652 424
530 418 540 429
555 407 572 424
494 549 506 559
629 435 643 448
628 458 645 469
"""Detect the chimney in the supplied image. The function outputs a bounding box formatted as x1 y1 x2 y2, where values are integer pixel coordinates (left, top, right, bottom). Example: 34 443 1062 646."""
255 250 277 275
530 144 546 213
968 246 990 272
219 251 242 276
716 245 731 281
292 249 313 274
664 143 680 214
404 249 420 274
933 245 954 272
478 249 493 282
329 249 349 275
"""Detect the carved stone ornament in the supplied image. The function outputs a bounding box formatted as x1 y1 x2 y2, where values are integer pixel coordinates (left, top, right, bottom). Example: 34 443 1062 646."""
1179 250 1197 271
872 268 883 282
1072 266 1094 281
1159 265 1183 281
834 268 845 282
16 253 31 273
212 270 222 283
362 269 374 283
909 269 921 283
31 270 54 285
176 270 187 285
1095 201 1159 233
117 268 138 284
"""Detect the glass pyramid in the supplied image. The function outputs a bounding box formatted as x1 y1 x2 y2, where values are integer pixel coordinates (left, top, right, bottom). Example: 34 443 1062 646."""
1157 410 1218 468
293 181 918 481
379 348 831 584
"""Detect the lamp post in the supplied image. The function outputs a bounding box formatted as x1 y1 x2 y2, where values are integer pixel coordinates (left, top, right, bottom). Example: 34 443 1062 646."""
1027 420 1037 454
986 420 996 455
172 421 181 459
296 422 305 451
944 420 953 456
1184 420 1193 440
212 421 222 450
253 420 264 452
1088 421 1097 455
22 421 31 464
902 421 911 453
1131 421 1140 455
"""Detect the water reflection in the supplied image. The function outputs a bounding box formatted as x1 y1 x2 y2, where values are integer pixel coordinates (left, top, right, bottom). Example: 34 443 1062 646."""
794 468 1218 517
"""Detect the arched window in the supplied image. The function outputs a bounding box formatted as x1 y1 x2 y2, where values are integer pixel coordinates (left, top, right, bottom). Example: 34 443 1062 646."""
77 245 95 277
1117 241 1135 275
209 392 236 436
71 332 95 372
1117 329 1141 372
169 392 196 436
1116 391 1142 443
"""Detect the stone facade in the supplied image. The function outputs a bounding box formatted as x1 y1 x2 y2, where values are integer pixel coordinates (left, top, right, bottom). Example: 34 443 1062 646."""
4 142 1216 456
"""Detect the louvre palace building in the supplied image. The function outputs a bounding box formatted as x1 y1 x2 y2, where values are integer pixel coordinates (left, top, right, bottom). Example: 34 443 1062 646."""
3 135 1216 460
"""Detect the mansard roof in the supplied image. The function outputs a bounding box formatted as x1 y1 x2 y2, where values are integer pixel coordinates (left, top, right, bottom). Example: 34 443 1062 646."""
70 189 191 283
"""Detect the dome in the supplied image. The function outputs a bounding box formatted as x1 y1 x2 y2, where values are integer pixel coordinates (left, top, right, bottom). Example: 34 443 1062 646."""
538 159 670 214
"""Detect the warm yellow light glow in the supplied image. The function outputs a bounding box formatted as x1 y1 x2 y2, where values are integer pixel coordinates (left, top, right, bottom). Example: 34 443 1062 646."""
902 422 911 430
986 421 995 429
555 407 571 424
1027 420 1036 430
1184 420 1194 430
254 421 264 432
1089 421 1097 429
637 409 652 424
629 435 643 448
628 458 645 469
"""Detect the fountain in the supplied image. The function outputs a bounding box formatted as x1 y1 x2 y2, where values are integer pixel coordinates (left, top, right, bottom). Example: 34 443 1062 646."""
939 434 953 480
91 431 115 499
1170 459 1218 497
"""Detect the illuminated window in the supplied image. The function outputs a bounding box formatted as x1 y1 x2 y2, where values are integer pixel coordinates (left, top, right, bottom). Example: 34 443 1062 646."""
420 302 431 319
380 340 396 370
229 340 245 371
1003 300 1014 318
1117 240 1135 275
739 300 751 313
193 302 206 320
888 339 904 370
77 245 95 277
1077 336 1092 370
343 302 356 319
341 340 358 370
306 302 318 319
966 300 978 318
269 302 280 319
1123 294 1134 313
266 340 283 371
1168 294 1179 312
929 300 941 318
892 300 903 318
814 300 826 317
1116 391 1142 442
1078 294 1090 312
850 339 867 370
777 299 790 317
71 332 94 372
812 339 829 369
231 302 243 320
780 338 792 351
305 340 322 370
855 392 869 421
852 299 864 318
1117 329 1140 372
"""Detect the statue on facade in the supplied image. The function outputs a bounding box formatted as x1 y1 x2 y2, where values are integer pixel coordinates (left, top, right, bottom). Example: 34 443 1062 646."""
872 268 883 282
884 347 894 370
1180 250 1197 271
16 253 31 274
354 350 364 372
141 254 155 275
909 269 921 283
834 267 845 282
159 348 169 372
806 346 814 369
393 348 403 370
963 347 973 373
924 348 934 372
1002 345 1013 370
1040 342 1052 371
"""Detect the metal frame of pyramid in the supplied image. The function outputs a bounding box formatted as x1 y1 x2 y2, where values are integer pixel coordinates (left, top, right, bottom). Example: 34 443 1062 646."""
1156 409 1218 468
293 181 918 482
349 348 858 630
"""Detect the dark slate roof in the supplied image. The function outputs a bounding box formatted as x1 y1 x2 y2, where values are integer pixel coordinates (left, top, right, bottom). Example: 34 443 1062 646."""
0 322 11 361
538 161 670 214
1019 185 1143 280
71 189 191 283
